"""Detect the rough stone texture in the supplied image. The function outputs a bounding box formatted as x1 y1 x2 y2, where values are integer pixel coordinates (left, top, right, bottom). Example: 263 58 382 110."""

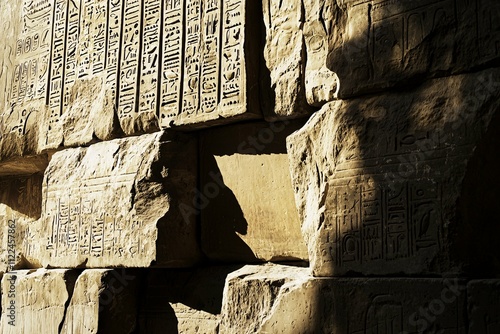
468 280 500 334
319 0 500 98
136 266 240 333
25 132 200 268
221 264 467 334
200 121 308 262
288 68 500 277
60 269 140 334
220 264 310 334
262 0 313 119
0 269 78 333
0 174 43 274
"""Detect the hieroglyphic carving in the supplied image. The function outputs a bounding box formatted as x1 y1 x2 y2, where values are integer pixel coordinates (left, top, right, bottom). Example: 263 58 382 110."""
44 173 145 259
182 0 202 116
62 0 81 112
106 0 122 111
200 0 221 114
220 0 244 109
159 0 184 124
139 0 161 115
477 0 500 61
47 0 67 145
118 0 141 126
11 0 53 106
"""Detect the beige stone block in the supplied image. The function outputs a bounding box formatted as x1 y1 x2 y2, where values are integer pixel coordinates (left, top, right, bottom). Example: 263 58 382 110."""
61 269 140 334
136 266 240 333
199 121 308 262
26 132 200 268
262 0 313 119
221 264 467 334
320 0 500 98
288 68 500 276
0 269 78 334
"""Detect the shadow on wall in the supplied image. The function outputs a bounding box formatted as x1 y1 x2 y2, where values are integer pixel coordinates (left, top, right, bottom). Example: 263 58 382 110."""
288 0 500 332
134 265 243 334
0 173 43 219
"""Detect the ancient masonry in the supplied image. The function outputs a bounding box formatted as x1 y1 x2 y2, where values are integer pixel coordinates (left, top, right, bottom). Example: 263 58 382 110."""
0 0 499 332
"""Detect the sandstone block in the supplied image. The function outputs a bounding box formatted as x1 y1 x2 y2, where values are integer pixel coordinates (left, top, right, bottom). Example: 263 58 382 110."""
262 0 313 119
25 132 200 268
221 264 467 334
318 0 500 98
199 121 308 262
61 269 140 334
468 280 500 334
0 269 78 334
288 68 500 276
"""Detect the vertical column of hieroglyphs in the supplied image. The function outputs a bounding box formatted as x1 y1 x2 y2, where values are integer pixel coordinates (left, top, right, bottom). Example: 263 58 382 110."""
7 0 53 136
138 0 161 119
106 0 122 113
182 0 202 116
62 0 80 114
200 0 221 114
220 0 244 109
118 0 142 133
47 0 67 147
159 0 184 125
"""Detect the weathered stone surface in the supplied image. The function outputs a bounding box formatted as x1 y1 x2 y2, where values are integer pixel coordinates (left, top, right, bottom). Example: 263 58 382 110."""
468 280 500 333
0 174 42 274
136 266 240 333
61 269 140 334
262 0 313 119
200 121 308 262
317 0 500 98
25 132 200 268
221 264 467 334
288 68 500 276
0 269 78 333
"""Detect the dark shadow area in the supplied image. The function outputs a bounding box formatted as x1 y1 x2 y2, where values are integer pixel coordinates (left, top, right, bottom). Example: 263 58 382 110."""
0 172 43 219
133 265 243 334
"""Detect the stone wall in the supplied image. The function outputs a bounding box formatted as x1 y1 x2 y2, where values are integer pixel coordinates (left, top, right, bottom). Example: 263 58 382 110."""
0 0 498 332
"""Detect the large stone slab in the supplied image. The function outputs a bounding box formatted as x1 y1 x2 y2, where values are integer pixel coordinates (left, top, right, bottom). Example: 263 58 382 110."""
25 132 200 268
221 264 467 334
468 280 500 334
136 266 240 333
0 269 78 334
288 68 500 276
199 121 308 262
316 0 500 98
261 0 313 119
60 269 140 334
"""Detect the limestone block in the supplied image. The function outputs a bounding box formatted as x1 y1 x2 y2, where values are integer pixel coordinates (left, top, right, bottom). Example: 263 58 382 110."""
60 269 140 334
468 280 500 334
159 0 262 128
0 0 52 160
0 269 78 334
320 0 500 98
221 264 467 334
25 131 200 268
199 121 308 262
262 0 313 119
288 68 500 276
136 266 240 333
0 174 43 274
220 264 310 334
